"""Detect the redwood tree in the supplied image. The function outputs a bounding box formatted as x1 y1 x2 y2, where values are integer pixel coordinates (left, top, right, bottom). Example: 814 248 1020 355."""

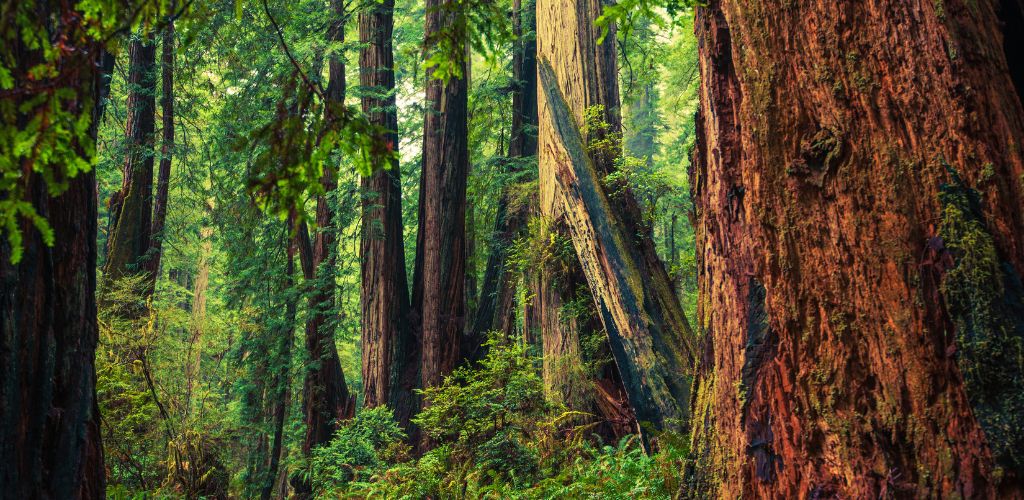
145 19 176 292
469 0 538 347
413 0 470 397
688 0 1024 496
294 1 354 492
106 34 157 285
358 0 418 428
536 0 694 443
0 6 113 497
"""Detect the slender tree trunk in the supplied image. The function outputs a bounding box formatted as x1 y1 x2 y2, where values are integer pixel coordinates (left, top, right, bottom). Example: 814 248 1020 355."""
358 0 418 430
0 17 112 498
145 19 176 293
536 0 694 444
688 0 1024 496
106 34 157 286
263 229 297 500
294 2 354 495
470 0 538 349
413 0 470 405
184 227 212 415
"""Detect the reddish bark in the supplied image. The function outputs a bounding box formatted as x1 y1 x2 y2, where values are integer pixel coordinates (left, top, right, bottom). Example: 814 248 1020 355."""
413 0 470 398
536 0 694 444
358 0 419 429
293 2 354 495
469 0 539 352
688 0 1024 496
0 13 111 498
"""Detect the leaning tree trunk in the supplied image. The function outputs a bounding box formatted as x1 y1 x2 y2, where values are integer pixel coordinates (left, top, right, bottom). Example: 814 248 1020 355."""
688 0 1024 496
536 0 695 444
0 15 113 499
413 0 470 401
358 0 418 430
105 34 157 285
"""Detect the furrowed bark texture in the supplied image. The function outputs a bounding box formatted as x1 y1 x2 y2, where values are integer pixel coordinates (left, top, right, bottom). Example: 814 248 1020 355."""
145 20 175 292
469 0 538 351
296 3 353 494
106 35 157 284
689 0 1024 496
359 0 418 429
414 0 469 396
0 15 111 499
536 0 695 440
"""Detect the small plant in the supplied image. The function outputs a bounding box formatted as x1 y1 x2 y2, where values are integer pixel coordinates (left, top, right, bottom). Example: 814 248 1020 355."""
310 406 409 493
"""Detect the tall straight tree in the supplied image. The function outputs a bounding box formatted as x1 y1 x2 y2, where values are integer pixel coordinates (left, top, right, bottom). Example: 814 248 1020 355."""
0 5 114 497
144 18 176 293
413 0 470 400
358 0 418 428
468 0 538 348
536 0 695 442
688 0 1024 496
106 34 158 285
294 1 354 494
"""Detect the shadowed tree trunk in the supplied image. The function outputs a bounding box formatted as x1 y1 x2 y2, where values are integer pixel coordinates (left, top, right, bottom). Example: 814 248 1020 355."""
106 34 157 286
358 0 418 430
412 0 469 413
468 0 538 355
536 0 694 445
293 2 354 495
145 19 176 293
687 0 1024 496
263 225 297 500
0 10 113 497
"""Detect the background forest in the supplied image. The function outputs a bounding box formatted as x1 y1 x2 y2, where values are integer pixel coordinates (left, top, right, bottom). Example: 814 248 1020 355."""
7 0 1024 498
90 0 699 497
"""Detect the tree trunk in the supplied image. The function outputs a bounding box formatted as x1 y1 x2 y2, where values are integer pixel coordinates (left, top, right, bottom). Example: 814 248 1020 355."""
0 18 112 499
145 20 176 293
538 59 694 441
688 0 1024 496
469 0 539 350
536 0 694 443
263 228 297 500
106 34 158 286
413 0 470 400
358 0 418 430
294 2 354 494
184 227 212 415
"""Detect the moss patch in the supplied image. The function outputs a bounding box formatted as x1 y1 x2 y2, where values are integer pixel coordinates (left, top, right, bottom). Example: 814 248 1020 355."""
938 168 1024 475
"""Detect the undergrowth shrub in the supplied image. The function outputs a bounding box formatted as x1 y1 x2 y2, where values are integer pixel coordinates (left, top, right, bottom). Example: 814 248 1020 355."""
312 337 688 499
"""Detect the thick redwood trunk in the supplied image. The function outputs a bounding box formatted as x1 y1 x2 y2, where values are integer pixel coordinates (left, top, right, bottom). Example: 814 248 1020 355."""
536 0 694 443
0 20 111 499
358 0 418 429
689 0 1024 496
413 0 469 397
145 20 175 291
106 35 157 284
